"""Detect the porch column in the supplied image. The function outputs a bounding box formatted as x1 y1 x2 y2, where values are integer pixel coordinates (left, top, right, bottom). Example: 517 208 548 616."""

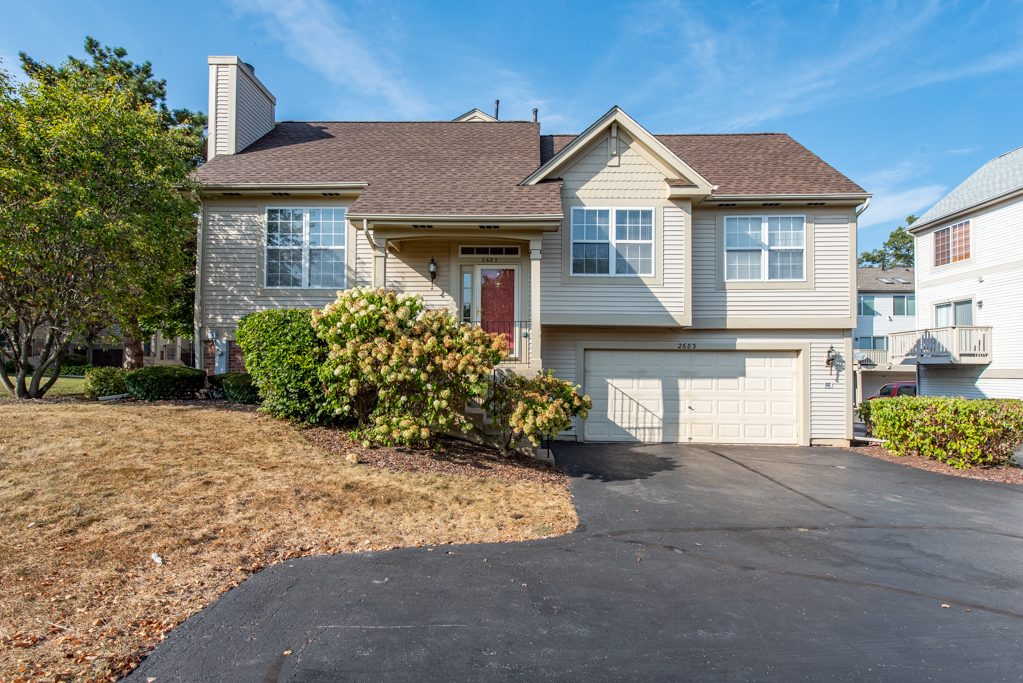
529 238 542 369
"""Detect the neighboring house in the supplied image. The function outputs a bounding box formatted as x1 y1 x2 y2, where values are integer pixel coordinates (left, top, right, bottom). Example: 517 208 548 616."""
853 266 916 402
30 330 194 369
193 55 870 446
891 144 1023 399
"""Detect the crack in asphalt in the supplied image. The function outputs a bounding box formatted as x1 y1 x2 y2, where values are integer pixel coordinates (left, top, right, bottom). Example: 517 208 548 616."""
708 449 867 521
609 536 1023 620
596 524 1023 541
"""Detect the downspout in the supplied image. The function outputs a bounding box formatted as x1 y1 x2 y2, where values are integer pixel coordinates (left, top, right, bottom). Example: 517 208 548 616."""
362 218 374 249
192 190 205 370
855 196 871 217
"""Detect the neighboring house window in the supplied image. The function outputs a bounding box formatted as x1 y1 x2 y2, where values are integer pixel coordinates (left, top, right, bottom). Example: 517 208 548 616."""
855 336 887 350
893 294 915 316
935 300 973 327
724 216 805 281
933 220 970 266
857 295 875 316
571 207 654 276
265 208 346 288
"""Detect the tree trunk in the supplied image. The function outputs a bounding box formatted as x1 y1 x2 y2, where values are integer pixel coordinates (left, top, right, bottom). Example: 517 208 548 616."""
123 334 146 370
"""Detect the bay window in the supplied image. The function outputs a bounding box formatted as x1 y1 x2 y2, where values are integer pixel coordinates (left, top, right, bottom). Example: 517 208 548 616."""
571 207 654 276
265 208 346 289
725 215 806 281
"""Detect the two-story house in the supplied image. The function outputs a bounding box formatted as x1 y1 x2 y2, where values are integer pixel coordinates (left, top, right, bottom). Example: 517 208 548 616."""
891 145 1022 398
853 266 917 402
193 56 869 446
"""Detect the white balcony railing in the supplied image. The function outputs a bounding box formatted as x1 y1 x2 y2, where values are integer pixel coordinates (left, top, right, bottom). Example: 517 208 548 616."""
853 349 889 368
889 326 992 365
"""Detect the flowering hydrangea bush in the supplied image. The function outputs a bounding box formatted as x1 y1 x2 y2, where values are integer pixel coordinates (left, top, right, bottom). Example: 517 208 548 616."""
484 369 592 450
311 287 508 446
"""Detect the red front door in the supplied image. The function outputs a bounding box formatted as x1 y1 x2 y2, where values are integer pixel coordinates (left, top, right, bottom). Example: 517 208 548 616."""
480 268 515 350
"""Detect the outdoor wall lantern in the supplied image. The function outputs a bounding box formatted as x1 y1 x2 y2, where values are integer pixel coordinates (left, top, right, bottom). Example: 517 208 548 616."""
825 345 837 367
429 258 437 281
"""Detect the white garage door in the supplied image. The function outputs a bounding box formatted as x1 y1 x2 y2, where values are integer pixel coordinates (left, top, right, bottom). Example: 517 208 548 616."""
583 350 799 444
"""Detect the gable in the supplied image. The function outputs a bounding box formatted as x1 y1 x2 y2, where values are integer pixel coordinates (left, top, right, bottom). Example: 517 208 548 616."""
561 130 674 199
522 106 714 195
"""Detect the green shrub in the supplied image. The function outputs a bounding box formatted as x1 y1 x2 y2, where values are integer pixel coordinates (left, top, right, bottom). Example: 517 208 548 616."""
312 287 507 446
210 372 260 404
60 352 89 367
124 365 206 401
484 369 593 450
236 309 331 422
2 359 16 375
855 399 874 433
871 396 1023 469
84 367 127 399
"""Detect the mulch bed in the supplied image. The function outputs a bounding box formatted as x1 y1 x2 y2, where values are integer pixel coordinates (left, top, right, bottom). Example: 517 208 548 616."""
846 445 1023 485
303 426 569 488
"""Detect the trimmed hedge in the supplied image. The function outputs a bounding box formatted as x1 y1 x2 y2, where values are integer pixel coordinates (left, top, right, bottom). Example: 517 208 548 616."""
871 396 1023 469
235 309 331 422
84 367 127 399
124 365 206 401
210 372 260 404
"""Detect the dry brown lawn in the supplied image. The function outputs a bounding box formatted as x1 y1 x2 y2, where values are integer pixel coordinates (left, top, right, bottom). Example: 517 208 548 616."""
0 403 577 683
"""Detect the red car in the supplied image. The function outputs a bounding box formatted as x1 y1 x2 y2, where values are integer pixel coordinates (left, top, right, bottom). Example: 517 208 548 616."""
867 382 917 400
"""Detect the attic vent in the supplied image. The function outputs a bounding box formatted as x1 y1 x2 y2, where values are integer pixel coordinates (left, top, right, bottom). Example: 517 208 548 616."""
479 225 500 230
221 192 242 196
321 192 342 197
271 192 291 197
412 224 434 230
717 203 737 207
762 202 781 206
807 202 826 206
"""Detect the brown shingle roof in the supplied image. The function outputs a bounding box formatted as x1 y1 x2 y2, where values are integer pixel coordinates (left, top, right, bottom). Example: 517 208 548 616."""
857 267 915 292
540 132 865 196
197 121 562 217
197 122 864 217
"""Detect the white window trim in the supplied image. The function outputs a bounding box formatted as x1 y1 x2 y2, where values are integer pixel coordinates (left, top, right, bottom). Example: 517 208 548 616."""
264 206 347 289
570 206 656 277
892 293 916 317
857 294 876 317
723 214 807 282
933 219 971 267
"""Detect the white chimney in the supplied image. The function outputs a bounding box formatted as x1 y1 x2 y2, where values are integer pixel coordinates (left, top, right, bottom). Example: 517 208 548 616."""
207 56 276 160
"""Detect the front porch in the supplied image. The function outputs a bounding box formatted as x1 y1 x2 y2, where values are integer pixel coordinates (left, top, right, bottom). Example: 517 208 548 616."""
354 220 555 374
889 326 993 365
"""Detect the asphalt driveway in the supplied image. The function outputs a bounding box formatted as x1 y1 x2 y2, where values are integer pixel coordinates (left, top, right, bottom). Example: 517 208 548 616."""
129 444 1023 682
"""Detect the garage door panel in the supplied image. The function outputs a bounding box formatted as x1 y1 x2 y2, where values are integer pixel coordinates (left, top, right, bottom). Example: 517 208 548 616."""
585 350 799 444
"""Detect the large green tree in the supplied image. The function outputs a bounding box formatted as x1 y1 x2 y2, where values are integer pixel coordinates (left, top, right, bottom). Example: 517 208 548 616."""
0 62 199 397
20 38 206 368
859 216 917 268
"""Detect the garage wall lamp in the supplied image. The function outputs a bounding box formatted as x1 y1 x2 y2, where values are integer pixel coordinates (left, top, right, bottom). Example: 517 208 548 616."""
825 345 837 367
429 258 437 282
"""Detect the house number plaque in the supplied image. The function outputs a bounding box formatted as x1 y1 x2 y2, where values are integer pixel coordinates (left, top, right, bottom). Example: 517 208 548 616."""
677 343 697 349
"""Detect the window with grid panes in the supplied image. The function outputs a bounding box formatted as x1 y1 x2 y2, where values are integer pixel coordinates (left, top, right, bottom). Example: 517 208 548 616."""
571 207 654 276
725 215 806 281
265 208 346 288
934 220 970 266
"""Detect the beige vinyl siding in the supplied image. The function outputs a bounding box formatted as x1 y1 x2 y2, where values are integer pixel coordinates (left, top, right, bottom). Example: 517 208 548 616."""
561 132 666 199
540 133 686 320
353 228 373 287
214 65 231 157
384 240 454 311
541 326 848 443
201 205 347 332
235 69 275 152
691 211 853 318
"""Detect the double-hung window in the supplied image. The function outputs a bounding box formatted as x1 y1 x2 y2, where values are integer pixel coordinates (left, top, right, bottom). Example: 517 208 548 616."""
724 215 806 281
893 294 915 316
571 207 654 276
933 220 970 266
265 208 347 289
857 295 875 317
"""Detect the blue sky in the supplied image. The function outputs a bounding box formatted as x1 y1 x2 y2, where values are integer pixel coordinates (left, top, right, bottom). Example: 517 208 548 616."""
3 0 1022 254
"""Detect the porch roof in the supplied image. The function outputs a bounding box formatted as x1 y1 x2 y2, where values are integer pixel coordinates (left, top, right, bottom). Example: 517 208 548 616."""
196 121 563 217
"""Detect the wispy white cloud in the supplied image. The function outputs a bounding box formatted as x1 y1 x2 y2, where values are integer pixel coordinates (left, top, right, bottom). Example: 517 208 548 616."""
859 184 947 227
947 147 981 155
226 0 429 118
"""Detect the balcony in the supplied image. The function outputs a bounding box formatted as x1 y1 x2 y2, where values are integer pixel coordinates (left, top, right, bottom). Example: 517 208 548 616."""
852 349 889 369
889 326 993 365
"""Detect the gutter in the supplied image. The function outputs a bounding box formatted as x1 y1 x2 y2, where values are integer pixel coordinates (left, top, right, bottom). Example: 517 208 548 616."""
908 185 1023 234
346 213 563 222
701 193 872 203
198 182 369 191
